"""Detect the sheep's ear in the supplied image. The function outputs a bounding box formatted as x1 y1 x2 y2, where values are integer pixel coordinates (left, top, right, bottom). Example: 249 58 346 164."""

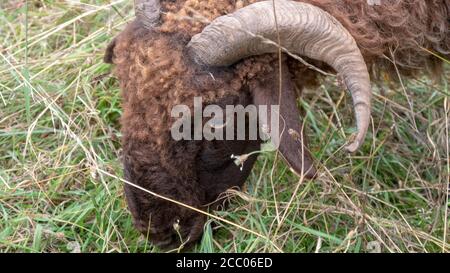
250 63 316 179
104 38 117 64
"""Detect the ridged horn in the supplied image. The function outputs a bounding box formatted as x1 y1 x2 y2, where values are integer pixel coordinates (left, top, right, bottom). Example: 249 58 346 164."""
134 0 161 29
187 0 372 152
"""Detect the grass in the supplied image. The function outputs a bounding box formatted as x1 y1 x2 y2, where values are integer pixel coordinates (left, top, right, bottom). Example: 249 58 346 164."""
0 0 448 253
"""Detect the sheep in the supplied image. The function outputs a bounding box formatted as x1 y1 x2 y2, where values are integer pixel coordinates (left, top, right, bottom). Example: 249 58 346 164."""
104 0 449 248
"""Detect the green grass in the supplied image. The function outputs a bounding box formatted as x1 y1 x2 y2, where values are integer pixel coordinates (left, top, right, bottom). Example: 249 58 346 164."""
0 0 448 253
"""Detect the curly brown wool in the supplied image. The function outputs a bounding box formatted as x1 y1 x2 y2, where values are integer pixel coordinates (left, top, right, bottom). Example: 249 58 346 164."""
105 0 449 248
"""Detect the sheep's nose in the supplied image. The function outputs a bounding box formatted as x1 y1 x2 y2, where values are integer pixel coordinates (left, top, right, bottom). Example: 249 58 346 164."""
149 214 206 249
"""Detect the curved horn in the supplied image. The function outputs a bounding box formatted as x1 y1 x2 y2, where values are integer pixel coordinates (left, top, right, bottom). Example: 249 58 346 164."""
134 0 161 29
187 0 372 152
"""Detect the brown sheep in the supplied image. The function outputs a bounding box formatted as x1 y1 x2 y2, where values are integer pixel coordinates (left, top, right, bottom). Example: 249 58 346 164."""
104 0 449 248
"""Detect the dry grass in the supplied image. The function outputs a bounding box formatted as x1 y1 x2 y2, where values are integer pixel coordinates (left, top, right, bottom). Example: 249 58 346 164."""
0 0 448 253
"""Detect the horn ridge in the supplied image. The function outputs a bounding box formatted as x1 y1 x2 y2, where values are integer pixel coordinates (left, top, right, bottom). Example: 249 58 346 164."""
134 0 161 29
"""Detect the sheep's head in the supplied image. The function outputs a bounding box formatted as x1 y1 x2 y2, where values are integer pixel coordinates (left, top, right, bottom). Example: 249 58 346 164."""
105 0 372 248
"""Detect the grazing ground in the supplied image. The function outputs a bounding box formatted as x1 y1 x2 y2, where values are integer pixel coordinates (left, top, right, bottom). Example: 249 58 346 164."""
0 1 448 253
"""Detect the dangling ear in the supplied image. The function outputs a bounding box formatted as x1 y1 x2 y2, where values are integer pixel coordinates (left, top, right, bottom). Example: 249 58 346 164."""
250 59 316 179
104 38 117 64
